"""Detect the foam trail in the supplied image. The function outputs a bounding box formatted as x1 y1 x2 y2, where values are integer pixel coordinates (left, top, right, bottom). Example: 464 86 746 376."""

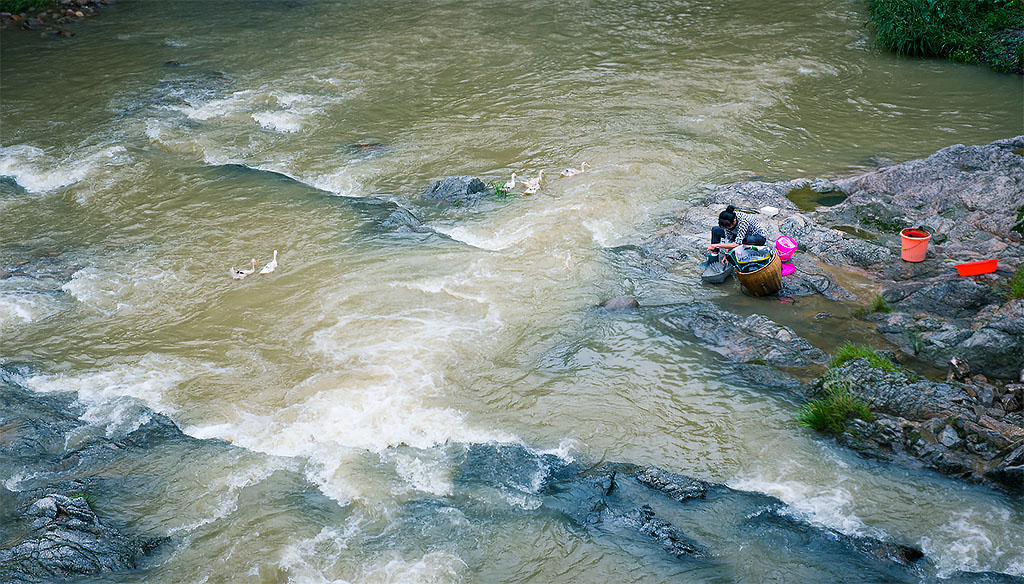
0 144 128 193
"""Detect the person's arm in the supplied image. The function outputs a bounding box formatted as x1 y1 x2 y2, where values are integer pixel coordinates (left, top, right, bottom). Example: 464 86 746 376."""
708 241 740 251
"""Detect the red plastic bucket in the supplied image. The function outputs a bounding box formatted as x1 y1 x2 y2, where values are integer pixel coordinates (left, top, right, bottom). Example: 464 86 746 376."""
900 229 930 262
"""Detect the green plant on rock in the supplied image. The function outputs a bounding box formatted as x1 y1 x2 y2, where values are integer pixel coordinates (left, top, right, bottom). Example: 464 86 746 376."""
798 379 874 435
1006 265 1024 300
830 342 901 373
855 293 891 317
70 492 97 511
903 329 925 355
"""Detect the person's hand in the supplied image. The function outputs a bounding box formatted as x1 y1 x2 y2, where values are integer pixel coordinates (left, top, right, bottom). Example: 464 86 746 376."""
707 243 718 251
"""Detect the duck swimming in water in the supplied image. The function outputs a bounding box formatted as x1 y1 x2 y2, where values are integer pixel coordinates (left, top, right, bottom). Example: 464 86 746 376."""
559 162 590 178
231 258 257 280
503 172 517 193
522 170 545 195
259 250 278 275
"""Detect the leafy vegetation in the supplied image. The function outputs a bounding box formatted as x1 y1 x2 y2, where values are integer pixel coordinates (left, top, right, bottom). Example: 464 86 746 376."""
903 329 925 355
798 379 874 435
866 0 1024 73
0 0 51 13
830 342 901 373
70 492 97 511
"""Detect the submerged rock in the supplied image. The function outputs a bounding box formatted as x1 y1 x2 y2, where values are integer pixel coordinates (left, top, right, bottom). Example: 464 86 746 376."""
655 301 827 367
451 443 926 579
598 296 640 311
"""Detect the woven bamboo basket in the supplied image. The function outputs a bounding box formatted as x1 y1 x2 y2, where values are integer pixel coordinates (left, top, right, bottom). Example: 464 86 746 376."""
736 250 782 296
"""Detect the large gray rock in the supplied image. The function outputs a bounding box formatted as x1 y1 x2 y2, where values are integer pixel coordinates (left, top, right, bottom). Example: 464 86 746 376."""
0 494 164 584
815 359 1024 492
422 176 487 205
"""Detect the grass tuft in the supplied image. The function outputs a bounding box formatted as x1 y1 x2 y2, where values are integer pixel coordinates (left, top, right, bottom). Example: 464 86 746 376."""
488 180 513 201
798 379 874 435
830 342 901 373
1007 265 1024 299
855 293 891 317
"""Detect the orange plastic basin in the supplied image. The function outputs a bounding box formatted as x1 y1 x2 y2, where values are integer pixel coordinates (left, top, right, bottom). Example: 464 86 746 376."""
955 259 998 276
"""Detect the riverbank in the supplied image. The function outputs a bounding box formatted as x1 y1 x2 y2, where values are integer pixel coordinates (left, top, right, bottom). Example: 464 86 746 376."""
0 0 113 37
635 136 1024 493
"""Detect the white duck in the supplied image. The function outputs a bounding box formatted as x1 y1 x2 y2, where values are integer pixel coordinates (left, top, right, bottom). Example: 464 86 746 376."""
503 172 517 193
521 170 545 195
258 250 278 275
230 258 257 280
559 162 590 178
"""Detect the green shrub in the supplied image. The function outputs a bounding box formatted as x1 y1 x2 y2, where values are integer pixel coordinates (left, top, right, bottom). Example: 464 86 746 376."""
866 0 1024 73
830 342 901 373
798 379 874 435
0 0 51 13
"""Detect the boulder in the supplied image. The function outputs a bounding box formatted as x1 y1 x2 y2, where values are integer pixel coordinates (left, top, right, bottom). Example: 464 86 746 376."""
0 494 165 584
422 176 487 206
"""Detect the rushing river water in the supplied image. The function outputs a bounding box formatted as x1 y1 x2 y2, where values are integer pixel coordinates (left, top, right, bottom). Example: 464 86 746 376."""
2 1 1023 582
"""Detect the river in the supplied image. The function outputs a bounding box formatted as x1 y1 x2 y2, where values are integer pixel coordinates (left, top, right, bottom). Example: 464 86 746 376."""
2 1 1022 582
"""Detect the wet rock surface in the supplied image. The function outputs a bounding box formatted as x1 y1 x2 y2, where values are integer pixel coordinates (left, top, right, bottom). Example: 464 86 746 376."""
421 176 488 206
815 360 1024 493
0 0 114 37
0 494 165 584
0 372 191 582
453 443 929 581
632 137 1024 495
654 301 828 367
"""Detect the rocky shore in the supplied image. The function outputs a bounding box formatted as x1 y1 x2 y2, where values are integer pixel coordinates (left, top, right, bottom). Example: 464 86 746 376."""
0 0 114 37
632 136 1024 493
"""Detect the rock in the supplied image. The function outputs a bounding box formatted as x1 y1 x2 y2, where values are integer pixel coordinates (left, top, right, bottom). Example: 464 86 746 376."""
598 296 639 311
940 425 962 449
378 205 431 234
949 357 971 382
655 301 827 367
619 504 710 558
0 494 166 583
633 466 707 502
816 359 1024 491
422 176 487 206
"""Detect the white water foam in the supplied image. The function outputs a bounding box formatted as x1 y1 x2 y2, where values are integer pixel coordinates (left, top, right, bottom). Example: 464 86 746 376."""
729 475 880 538
280 524 468 584
920 510 1024 578
61 263 185 315
0 294 55 329
387 451 454 497
0 144 129 193
23 353 224 437
251 111 304 133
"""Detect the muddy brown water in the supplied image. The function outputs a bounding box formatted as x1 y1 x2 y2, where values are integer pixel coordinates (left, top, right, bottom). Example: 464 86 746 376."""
2 1 1023 582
